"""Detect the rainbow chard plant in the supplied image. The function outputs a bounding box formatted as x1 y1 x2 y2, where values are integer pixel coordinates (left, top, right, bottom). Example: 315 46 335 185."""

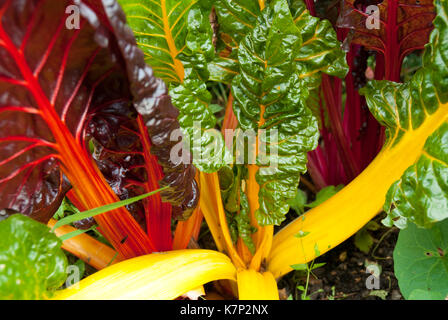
56 0 351 300
0 0 199 260
306 0 436 188
2 0 448 301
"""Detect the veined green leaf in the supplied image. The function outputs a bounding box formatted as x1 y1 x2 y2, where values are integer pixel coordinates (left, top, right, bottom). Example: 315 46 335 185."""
232 0 319 226
208 51 240 85
118 0 195 83
211 0 348 93
170 78 232 172
177 0 215 81
289 0 348 127
214 0 261 50
360 0 448 229
0 215 67 300
394 220 448 300
290 0 348 85
209 0 261 83
120 0 229 172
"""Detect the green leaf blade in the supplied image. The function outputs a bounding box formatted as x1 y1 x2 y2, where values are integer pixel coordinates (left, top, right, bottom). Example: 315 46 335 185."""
53 186 168 231
0 215 67 300
394 220 448 300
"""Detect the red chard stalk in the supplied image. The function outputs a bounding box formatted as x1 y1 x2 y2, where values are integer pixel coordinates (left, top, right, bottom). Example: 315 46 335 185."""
0 0 198 258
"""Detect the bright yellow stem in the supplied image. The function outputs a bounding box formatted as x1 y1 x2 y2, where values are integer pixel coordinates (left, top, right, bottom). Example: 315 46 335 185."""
268 103 448 278
55 250 236 300
237 269 279 300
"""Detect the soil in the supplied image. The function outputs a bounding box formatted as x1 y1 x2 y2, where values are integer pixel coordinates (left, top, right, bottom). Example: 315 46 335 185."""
197 208 402 300
277 218 402 300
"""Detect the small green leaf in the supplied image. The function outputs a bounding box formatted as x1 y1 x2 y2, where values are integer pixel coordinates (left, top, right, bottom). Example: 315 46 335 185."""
311 262 326 270
234 192 257 254
209 104 224 114
291 263 308 271
369 290 388 300
0 215 67 299
306 185 343 208
354 227 374 254
366 220 381 231
288 189 308 215
393 220 448 300
53 198 81 220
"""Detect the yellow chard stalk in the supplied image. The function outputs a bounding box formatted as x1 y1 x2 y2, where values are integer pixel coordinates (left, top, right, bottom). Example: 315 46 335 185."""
269 0 448 277
55 250 236 300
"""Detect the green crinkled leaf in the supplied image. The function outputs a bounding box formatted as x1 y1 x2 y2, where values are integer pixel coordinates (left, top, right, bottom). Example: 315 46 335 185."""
208 51 240 85
289 0 348 83
170 78 231 172
382 123 448 229
177 1 215 81
214 0 261 50
211 0 348 88
121 0 229 172
289 0 348 128
393 220 448 300
209 0 261 83
118 0 197 84
0 215 67 300
360 0 448 229
231 0 319 226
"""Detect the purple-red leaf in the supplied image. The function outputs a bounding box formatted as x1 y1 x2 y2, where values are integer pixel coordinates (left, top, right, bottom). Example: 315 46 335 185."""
337 0 435 81
0 0 198 258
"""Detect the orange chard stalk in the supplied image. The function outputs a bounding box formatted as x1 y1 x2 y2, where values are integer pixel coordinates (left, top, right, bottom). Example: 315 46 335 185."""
48 219 121 270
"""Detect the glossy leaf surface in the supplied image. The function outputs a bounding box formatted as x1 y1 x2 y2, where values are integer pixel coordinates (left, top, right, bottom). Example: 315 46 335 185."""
360 0 448 229
394 220 448 300
0 215 67 299
121 0 228 172
0 0 198 257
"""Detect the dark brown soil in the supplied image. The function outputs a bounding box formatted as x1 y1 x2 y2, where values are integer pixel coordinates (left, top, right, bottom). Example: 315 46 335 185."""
278 220 402 300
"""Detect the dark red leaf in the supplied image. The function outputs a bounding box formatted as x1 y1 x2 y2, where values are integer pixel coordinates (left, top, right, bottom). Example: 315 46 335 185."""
0 0 198 258
337 0 435 81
